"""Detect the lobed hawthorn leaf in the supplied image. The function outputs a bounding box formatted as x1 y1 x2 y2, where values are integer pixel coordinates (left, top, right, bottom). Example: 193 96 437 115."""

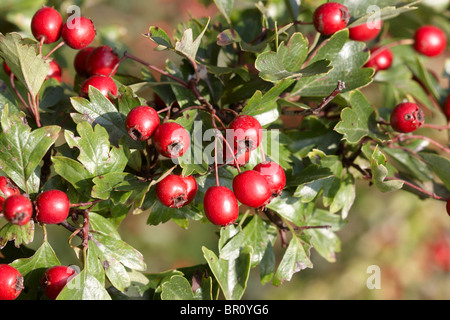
0 32 49 99
272 234 313 286
70 86 144 150
161 275 196 300
202 245 252 300
57 269 112 300
289 29 373 97
0 105 60 194
335 90 388 144
419 152 450 191
0 220 34 249
175 18 210 62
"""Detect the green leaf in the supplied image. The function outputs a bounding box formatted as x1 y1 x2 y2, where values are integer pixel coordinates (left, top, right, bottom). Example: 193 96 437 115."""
0 220 34 249
0 32 49 99
329 174 356 219
369 145 404 193
214 0 234 25
255 33 331 83
52 156 93 191
57 269 112 300
202 245 252 300
161 275 196 300
419 152 450 190
335 90 387 144
145 26 174 49
290 29 373 97
70 86 143 149
175 18 210 62
266 191 304 226
272 234 312 286
0 106 60 194
64 121 128 177
220 215 277 267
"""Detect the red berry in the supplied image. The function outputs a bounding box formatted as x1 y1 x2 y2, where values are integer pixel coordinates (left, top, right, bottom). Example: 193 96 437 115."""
2 61 12 77
153 122 191 158
31 6 63 44
233 170 272 208
228 115 262 152
182 175 198 205
41 265 76 300
156 174 189 208
253 161 286 197
73 46 95 77
390 102 425 133
46 59 62 82
365 46 393 72
61 16 96 49
0 176 20 198
85 45 120 76
0 264 24 300
3 195 33 226
313 2 350 36
79 75 118 99
34 190 70 224
125 106 160 141
443 93 450 121
203 186 239 226
414 25 447 57
349 20 383 42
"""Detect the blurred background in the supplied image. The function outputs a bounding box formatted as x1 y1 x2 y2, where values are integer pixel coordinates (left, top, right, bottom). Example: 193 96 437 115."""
1 0 449 300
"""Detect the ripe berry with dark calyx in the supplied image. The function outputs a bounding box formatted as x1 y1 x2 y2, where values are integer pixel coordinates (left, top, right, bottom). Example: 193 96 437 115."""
203 186 239 226
125 106 160 141
313 2 350 36
41 265 76 300
228 115 262 152
34 189 70 224
3 195 33 226
31 6 63 44
74 46 95 77
46 59 62 82
156 174 189 208
349 20 383 42
253 161 286 197
79 75 118 100
0 264 24 300
85 45 120 76
233 170 272 208
61 16 96 49
182 175 198 205
365 46 393 72
390 102 425 133
0 176 20 198
153 122 191 158
414 25 447 57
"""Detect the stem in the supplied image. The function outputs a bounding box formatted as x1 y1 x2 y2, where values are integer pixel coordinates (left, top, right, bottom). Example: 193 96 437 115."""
309 80 345 115
109 54 127 77
124 52 189 87
400 134 450 155
421 123 450 131
43 41 65 60
69 199 103 208
384 176 447 201
214 128 220 187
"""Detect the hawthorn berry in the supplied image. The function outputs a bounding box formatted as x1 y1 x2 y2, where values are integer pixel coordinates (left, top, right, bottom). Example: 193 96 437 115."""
79 75 118 99
365 46 393 72
349 20 383 42
0 176 20 198
228 115 262 152
41 265 76 300
125 106 160 141
182 175 198 205
443 93 450 121
46 59 62 82
153 122 191 158
253 161 286 197
156 174 189 208
203 186 239 226
390 102 425 133
413 25 447 57
31 6 63 44
85 45 120 76
61 16 96 49
34 189 70 224
313 2 350 36
73 46 95 77
3 194 33 226
0 264 24 300
232 170 272 208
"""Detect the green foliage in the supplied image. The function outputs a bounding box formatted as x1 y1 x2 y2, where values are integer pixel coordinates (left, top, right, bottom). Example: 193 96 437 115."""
0 0 449 301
